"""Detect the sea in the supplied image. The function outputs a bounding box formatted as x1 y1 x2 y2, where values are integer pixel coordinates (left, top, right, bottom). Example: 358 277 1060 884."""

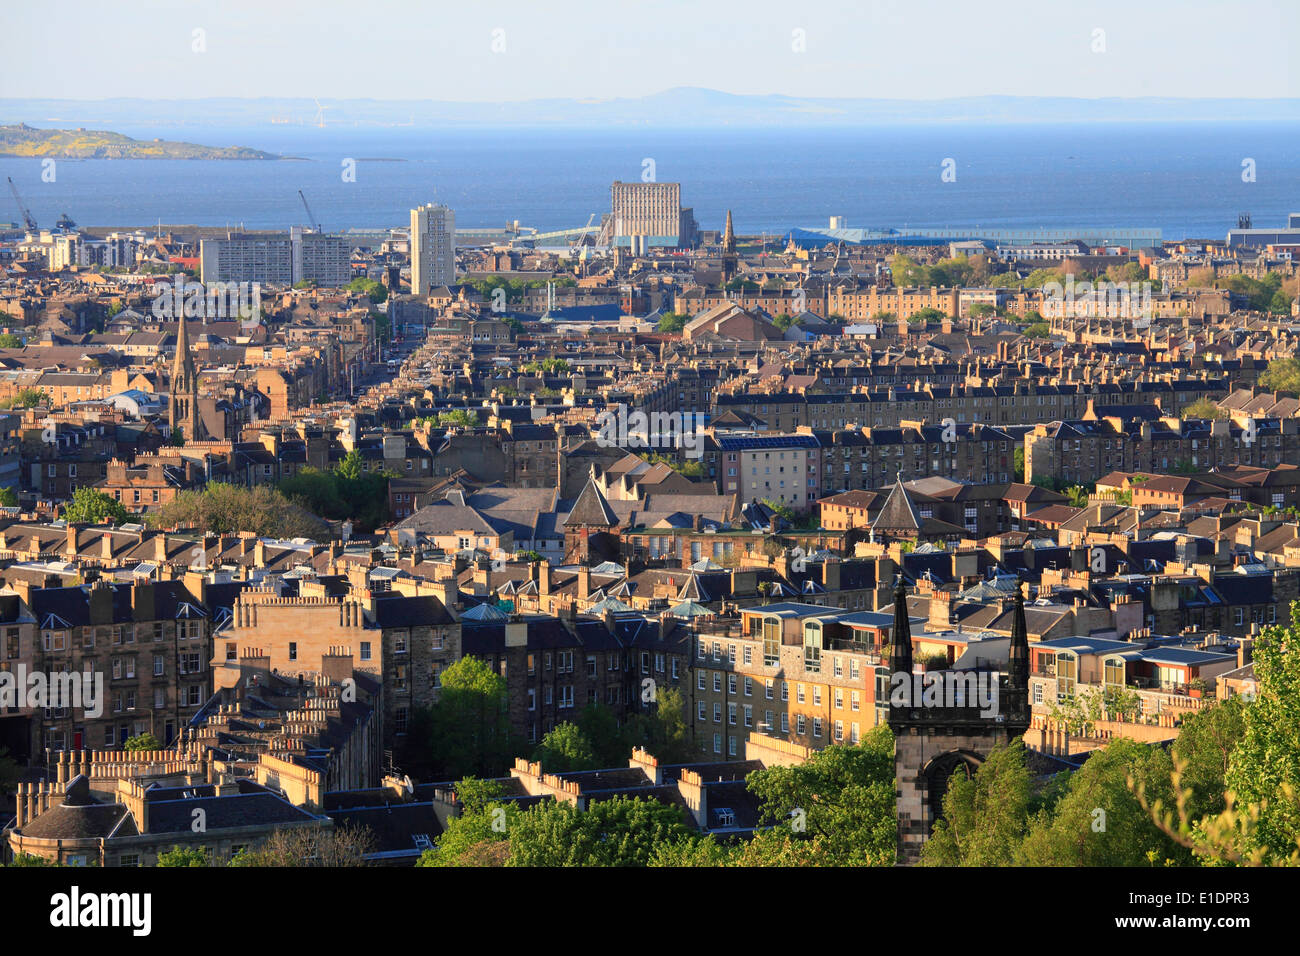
2 123 1297 240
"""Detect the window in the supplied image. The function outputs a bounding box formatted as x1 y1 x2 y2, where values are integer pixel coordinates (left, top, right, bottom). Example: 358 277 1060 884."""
743 677 753 696
796 714 806 735
797 683 806 704
762 617 780 666
727 674 737 694
1056 653 1077 700
781 681 789 702
713 703 722 723
528 688 536 712
743 704 753 727
713 733 722 754
781 713 789 733
698 702 706 721
360 641 371 662
697 671 706 691
713 673 722 693
765 679 773 699
727 702 736 725
727 736 737 757
288 642 297 661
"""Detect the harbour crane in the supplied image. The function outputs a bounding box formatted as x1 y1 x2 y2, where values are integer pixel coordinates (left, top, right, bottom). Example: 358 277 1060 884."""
6 177 36 232
298 190 321 232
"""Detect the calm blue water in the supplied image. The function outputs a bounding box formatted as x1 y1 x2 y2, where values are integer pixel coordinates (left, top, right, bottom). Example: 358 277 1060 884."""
2 124 1297 239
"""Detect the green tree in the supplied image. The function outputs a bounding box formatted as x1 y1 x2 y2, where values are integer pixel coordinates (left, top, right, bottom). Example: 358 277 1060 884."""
649 833 737 866
1012 447 1025 482
1259 357 1300 395
453 776 509 813
153 482 329 538
533 722 599 772
623 685 694 764
656 312 687 333
1218 610 1300 861
1018 737 1190 866
348 276 389 304
123 731 161 752
507 796 693 867
744 726 897 866
575 702 628 767
921 740 1032 866
437 409 480 428
0 333 23 348
413 656 515 779
417 800 515 867
1 388 46 409
156 845 211 867
908 307 947 326
1171 696 1248 822
64 487 128 525
0 486 17 507
1182 397 1224 420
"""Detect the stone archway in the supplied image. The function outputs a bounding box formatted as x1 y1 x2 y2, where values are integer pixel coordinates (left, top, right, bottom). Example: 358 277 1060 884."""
920 749 985 833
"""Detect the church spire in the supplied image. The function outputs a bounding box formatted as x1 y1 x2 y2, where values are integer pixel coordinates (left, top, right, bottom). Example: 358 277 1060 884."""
722 209 736 254
1008 576 1029 691
169 313 201 442
888 576 913 675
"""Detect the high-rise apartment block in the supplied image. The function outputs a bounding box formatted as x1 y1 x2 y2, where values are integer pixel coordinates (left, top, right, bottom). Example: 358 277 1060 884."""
199 226 350 286
410 203 456 295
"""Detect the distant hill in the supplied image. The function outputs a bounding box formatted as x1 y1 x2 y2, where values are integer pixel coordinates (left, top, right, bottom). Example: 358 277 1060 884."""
0 123 281 159
2 90 1298 129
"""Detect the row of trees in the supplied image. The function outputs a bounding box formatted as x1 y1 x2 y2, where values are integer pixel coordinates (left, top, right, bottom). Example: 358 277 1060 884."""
400 656 695 781
419 725 898 867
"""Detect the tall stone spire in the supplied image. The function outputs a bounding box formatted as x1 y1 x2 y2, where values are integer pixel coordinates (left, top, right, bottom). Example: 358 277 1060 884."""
169 313 201 442
888 576 913 675
722 209 736 254
1008 576 1029 692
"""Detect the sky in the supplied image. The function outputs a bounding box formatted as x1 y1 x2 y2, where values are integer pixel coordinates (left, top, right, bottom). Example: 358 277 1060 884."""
2 0 1296 102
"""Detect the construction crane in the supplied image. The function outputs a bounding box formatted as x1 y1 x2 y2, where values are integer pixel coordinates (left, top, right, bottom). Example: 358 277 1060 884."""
569 212 596 256
298 190 320 232
7 177 36 232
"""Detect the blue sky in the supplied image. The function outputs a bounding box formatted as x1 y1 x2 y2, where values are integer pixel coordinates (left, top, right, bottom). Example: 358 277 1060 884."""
3 0 1296 101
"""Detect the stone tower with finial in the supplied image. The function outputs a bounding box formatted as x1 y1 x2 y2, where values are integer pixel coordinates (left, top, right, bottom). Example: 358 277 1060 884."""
887 574 1031 864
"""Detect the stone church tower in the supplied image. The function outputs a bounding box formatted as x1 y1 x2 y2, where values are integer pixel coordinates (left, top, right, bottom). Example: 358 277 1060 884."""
888 577 1031 864
169 313 203 443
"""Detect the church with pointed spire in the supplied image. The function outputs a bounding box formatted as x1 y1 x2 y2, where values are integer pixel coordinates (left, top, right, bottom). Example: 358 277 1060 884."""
168 314 204 443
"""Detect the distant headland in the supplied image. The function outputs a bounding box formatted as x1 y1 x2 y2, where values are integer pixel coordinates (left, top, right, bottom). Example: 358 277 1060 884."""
0 122 282 159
